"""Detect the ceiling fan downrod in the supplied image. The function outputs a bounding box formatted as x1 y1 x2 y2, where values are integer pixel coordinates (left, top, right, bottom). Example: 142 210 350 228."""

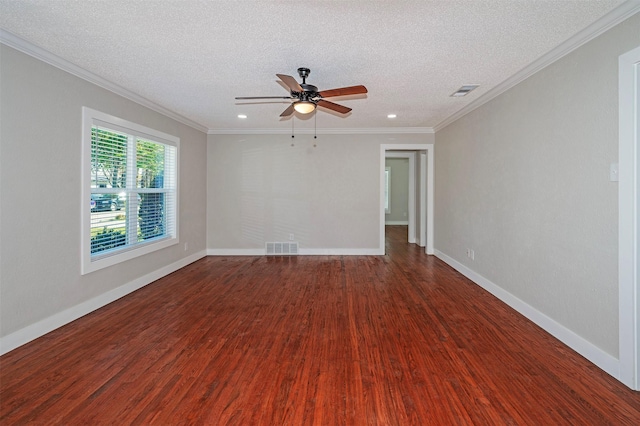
297 67 311 84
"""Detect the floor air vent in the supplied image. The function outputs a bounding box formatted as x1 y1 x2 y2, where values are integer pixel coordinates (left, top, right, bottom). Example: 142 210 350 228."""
265 242 299 256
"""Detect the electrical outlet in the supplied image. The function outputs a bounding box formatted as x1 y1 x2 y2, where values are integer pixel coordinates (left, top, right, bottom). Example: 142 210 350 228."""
466 248 475 260
289 233 294 241
184 242 188 251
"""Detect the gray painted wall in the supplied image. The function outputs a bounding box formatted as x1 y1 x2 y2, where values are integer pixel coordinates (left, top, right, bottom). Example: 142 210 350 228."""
385 158 409 223
207 133 434 250
0 45 208 337
434 13 640 357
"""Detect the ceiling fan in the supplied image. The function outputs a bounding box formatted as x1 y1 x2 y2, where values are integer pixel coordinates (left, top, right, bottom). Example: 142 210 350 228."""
235 67 368 117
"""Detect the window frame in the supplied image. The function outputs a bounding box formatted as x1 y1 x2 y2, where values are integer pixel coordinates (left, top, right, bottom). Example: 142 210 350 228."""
81 107 179 274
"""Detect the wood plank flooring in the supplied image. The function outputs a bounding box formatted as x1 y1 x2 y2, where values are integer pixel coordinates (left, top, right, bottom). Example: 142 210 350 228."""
1 226 639 424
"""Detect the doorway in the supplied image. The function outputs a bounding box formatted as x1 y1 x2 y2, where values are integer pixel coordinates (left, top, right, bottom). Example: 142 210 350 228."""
385 152 415 243
380 144 434 255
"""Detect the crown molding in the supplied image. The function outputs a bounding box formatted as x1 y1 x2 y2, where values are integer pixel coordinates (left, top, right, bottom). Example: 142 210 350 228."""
433 0 640 133
207 127 434 135
0 29 209 134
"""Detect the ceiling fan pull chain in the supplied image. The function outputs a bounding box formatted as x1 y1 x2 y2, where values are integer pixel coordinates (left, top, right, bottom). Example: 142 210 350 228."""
291 115 295 146
314 112 317 144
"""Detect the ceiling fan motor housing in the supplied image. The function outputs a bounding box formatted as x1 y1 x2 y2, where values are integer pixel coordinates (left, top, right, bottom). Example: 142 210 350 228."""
300 84 319 95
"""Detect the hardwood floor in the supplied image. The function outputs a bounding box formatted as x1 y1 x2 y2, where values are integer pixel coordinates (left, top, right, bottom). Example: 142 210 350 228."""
1 225 639 424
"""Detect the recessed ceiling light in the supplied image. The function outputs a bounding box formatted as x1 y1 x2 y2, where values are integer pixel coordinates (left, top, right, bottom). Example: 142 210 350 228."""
237 114 247 119
450 84 479 97
387 114 397 118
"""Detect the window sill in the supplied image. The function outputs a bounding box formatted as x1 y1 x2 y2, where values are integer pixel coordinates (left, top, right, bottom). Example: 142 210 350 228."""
81 236 178 275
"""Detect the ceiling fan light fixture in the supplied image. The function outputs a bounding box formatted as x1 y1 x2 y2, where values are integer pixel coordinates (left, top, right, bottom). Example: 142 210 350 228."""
293 101 316 114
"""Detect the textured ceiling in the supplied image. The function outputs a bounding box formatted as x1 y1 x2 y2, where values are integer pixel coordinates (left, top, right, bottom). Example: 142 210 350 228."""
0 0 630 132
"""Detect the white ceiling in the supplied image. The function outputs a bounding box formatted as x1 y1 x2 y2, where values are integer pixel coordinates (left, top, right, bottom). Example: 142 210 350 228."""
0 0 633 132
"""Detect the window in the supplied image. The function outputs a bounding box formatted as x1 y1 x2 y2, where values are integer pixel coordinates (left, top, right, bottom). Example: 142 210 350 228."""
385 166 391 214
82 108 179 274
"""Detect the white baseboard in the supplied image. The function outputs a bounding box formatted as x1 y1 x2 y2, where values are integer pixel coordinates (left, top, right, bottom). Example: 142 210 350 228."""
207 248 265 256
0 250 207 356
207 248 383 256
298 248 382 255
385 221 409 225
434 249 620 380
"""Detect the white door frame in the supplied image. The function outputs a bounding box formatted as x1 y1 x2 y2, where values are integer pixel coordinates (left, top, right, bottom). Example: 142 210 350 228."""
385 151 416 243
380 144 434 255
619 45 640 390
419 152 427 248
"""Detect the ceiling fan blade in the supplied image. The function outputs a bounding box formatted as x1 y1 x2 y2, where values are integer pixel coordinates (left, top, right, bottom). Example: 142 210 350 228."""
280 104 295 117
236 96 293 100
317 99 352 114
318 85 368 98
276 74 303 92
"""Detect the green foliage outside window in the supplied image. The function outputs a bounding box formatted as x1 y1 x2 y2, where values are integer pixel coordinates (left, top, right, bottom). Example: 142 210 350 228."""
137 140 165 241
91 128 127 188
91 228 126 254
